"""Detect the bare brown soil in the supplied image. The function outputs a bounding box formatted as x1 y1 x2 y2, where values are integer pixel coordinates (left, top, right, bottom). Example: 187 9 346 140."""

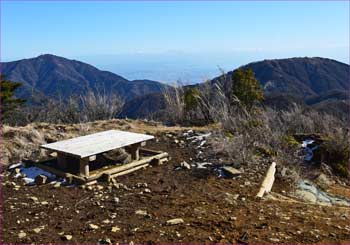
1 129 350 244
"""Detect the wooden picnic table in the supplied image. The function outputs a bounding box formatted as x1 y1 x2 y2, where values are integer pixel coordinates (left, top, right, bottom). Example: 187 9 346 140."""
41 130 154 177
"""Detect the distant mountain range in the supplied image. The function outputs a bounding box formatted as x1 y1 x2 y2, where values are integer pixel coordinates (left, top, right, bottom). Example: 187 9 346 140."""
1 54 349 118
212 57 349 98
1 54 169 102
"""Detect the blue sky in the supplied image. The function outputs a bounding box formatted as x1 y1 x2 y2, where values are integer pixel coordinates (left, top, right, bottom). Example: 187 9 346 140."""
1 1 349 82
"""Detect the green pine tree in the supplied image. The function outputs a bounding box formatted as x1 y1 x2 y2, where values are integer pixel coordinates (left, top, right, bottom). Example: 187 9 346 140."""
231 68 264 109
1 75 26 120
184 87 200 113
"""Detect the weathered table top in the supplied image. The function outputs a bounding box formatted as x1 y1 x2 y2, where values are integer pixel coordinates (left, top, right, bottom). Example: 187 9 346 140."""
41 130 154 158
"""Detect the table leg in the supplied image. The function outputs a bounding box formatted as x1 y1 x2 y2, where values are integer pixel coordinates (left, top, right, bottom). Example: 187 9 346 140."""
79 158 89 177
57 152 67 169
126 143 142 161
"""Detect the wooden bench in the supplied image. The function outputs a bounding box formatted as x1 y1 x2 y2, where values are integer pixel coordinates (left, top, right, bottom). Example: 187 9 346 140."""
39 130 168 183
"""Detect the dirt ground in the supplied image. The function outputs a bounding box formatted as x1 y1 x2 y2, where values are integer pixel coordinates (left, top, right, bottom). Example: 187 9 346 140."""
1 130 350 244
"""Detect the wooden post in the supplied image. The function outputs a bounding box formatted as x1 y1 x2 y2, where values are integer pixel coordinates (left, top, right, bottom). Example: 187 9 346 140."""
57 152 67 169
126 143 142 161
257 162 276 198
79 158 90 177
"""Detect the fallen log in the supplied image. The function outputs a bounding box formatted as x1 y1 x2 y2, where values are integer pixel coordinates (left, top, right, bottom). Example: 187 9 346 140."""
256 162 276 198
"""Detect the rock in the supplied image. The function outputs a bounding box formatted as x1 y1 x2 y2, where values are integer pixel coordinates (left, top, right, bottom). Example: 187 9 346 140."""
18 232 26 238
174 139 179 144
102 219 110 224
224 193 239 205
222 166 241 178
53 182 61 188
29 196 38 202
62 234 73 241
340 213 348 220
41 201 49 205
14 168 21 174
180 161 191 170
96 185 104 191
111 226 121 232
113 197 120 203
35 175 48 185
196 162 212 169
144 188 151 193
89 224 99 230
166 218 184 225
99 238 112 244
269 238 280 243
33 226 45 233
135 210 148 216
135 183 147 188
316 173 333 189
281 167 288 177
295 190 317 203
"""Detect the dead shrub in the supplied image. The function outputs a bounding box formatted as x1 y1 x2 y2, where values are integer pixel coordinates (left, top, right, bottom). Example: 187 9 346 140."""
5 90 124 126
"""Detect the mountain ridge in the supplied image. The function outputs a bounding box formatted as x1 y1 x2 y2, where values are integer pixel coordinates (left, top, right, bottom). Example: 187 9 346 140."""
1 55 349 118
1 54 169 102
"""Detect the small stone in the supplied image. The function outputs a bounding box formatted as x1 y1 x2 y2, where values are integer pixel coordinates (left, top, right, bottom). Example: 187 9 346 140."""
53 182 61 188
174 139 179 144
33 226 44 233
113 197 120 203
35 175 48 185
135 183 147 188
18 232 26 238
96 185 104 191
29 196 38 202
144 188 151 193
135 210 148 216
222 166 241 178
62 235 73 241
111 226 121 232
41 201 49 205
89 224 99 230
269 238 280 242
166 218 184 225
99 238 112 244
14 168 21 174
180 161 191 170
102 219 110 224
